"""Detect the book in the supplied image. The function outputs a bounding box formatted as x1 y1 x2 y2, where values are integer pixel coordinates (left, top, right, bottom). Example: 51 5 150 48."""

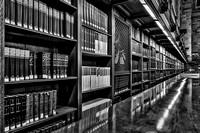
33 92 39 121
15 49 20 81
43 3 48 33
52 90 57 115
33 0 39 30
28 0 33 29
16 0 23 26
24 50 30 80
5 0 11 23
39 1 44 32
9 48 16 81
48 7 53 34
39 92 44 119
29 52 34 79
23 0 28 28
5 47 10 82
70 15 74 39
60 12 64 37
10 0 16 25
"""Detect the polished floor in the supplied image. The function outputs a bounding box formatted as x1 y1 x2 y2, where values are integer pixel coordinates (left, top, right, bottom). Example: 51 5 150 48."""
53 77 200 133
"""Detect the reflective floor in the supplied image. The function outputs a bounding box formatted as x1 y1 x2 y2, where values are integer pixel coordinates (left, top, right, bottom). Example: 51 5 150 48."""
53 76 200 133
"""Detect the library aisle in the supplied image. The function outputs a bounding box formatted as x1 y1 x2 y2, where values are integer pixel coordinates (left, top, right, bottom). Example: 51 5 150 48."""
51 77 200 133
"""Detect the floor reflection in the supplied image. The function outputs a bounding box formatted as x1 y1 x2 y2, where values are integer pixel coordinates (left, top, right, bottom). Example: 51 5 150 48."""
53 75 200 133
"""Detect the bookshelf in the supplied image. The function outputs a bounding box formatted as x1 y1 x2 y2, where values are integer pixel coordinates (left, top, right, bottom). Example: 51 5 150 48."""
0 0 186 132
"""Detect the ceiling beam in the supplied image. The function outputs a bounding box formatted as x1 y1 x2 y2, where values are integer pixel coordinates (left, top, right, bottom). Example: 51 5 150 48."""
140 22 157 30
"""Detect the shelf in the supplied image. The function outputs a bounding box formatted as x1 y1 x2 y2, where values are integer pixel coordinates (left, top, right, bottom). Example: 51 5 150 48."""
5 23 77 44
143 80 150 84
82 24 112 36
143 70 150 72
143 42 149 47
7 106 77 133
132 52 142 58
114 88 131 96
5 77 78 85
115 71 130 76
132 81 142 86
82 51 112 58
82 86 112 94
143 56 149 60
132 70 142 73
42 0 77 14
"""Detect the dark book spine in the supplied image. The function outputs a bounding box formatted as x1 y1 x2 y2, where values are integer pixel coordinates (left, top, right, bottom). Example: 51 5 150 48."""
49 91 53 116
57 10 60 36
25 50 30 80
9 96 16 130
16 0 23 26
44 92 49 118
33 0 39 31
46 53 51 79
5 0 11 23
28 0 33 29
33 52 38 79
43 3 48 33
52 90 57 115
60 54 64 78
48 7 53 34
36 52 42 79
15 49 20 81
60 12 64 37
38 1 44 32
39 92 44 119
64 55 68 78
56 54 60 78
29 52 34 79
70 15 74 39
4 97 10 132
29 93 34 122
53 9 57 35
23 0 28 28
20 95 27 126
26 94 30 124
5 47 10 82
81 27 84 50
42 52 48 79
52 53 57 79
10 0 16 25
10 48 16 82
33 93 39 121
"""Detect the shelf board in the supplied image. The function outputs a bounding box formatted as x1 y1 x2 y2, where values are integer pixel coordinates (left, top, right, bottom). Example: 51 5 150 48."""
5 77 78 85
7 106 77 133
143 56 150 60
82 86 112 94
132 52 142 58
132 70 142 73
132 38 141 43
132 81 142 86
143 80 150 84
143 70 150 72
114 89 130 96
5 23 77 44
82 24 111 36
115 71 130 76
143 42 149 47
82 51 112 58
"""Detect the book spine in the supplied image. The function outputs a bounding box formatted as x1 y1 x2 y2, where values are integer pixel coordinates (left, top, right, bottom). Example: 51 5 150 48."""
15 49 20 81
66 12 70 38
81 27 84 50
57 10 60 36
56 54 60 78
29 52 34 79
4 98 10 132
5 0 11 23
33 92 39 121
39 92 44 119
48 7 53 34
9 96 15 130
60 54 64 78
44 92 49 118
33 0 39 30
46 53 51 79
43 3 48 33
21 95 27 126
28 0 33 29
64 55 68 78
23 0 28 28
52 53 57 79
60 12 64 37
38 1 44 32
53 9 57 35
42 52 47 79
71 15 74 39
33 52 38 79
10 0 16 25
5 47 10 82
52 90 57 115
16 0 23 26
10 48 16 82
26 94 30 124
29 93 34 122
24 50 30 80
49 91 53 116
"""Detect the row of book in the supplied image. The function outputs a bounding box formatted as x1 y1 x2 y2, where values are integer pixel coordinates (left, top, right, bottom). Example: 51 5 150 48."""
5 0 74 39
132 28 140 41
82 27 108 54
114 75 130 95
4 90 57 131
28 120 67 133
82 0 108 33
5 46 69 82
132 73 142 84
132 40 141 55
143 48 149 57
143 61 149 70
143 72 149 81
132 60 140 71
151 60 156 69
82 66 110 92
150 48 156 57
151 72 155 81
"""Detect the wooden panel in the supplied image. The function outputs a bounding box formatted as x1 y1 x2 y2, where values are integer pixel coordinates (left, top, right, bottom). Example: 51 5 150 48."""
0 0 4 131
